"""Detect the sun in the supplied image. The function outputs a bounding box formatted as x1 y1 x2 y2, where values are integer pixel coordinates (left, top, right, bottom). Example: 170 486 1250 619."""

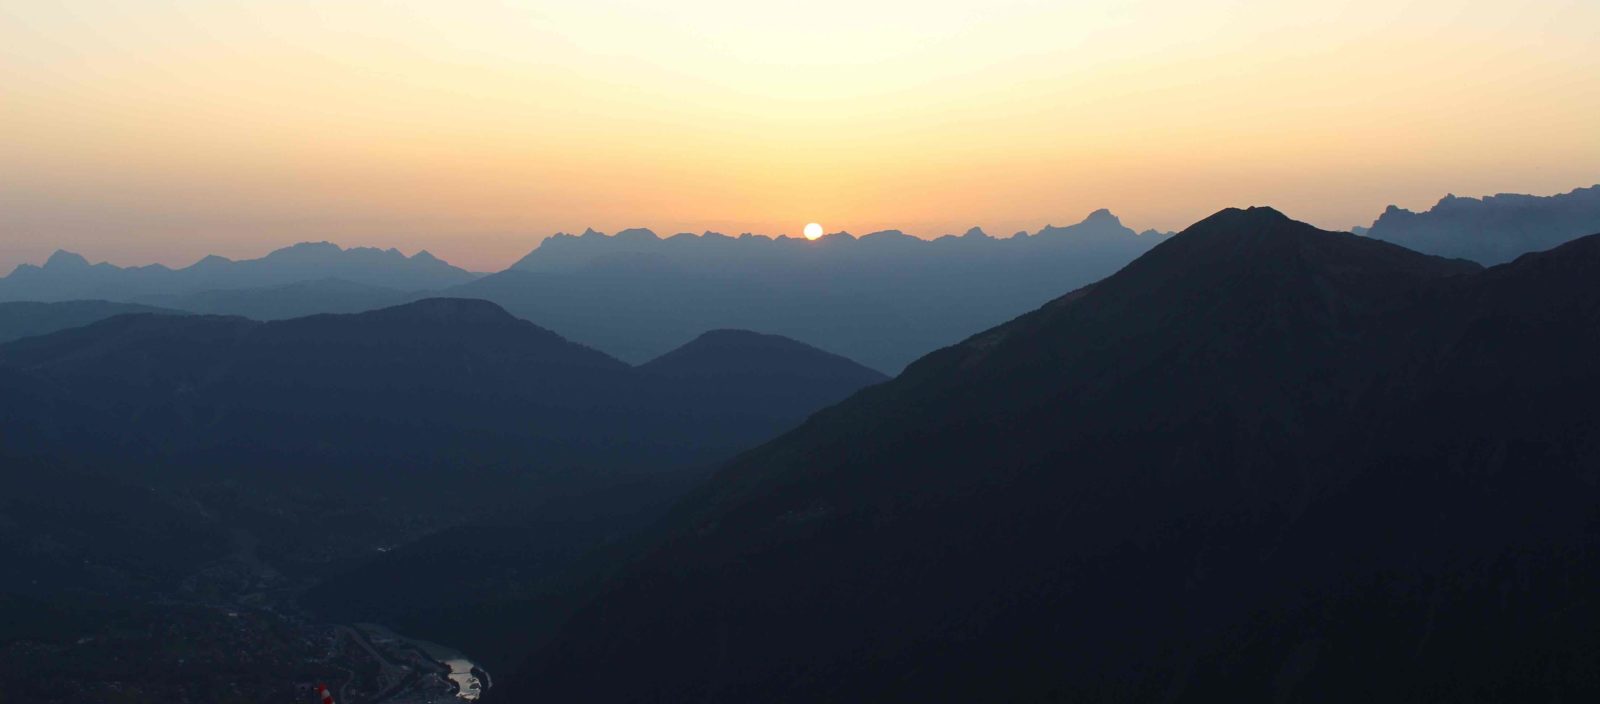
803 223 824 240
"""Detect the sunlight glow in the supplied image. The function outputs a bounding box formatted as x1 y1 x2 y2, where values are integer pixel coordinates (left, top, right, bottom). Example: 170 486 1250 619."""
0 0 1596 271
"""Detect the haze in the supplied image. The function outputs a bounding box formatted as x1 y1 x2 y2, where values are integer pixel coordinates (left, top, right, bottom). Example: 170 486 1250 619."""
3 0 1597 272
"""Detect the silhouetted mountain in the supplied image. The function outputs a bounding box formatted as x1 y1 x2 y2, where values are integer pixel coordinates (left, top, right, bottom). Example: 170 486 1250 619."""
0 242 479 302
0 300 183 344
0 299 880 469
1363 184 1600 264
639 329 888 439
0 300 884 671
505 209 1600 701
458 210 1168 372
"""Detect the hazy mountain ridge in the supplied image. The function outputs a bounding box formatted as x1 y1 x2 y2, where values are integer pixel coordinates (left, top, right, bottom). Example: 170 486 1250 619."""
138 278 411 321
1363 184 1600 264
0 301 186 345
0 212 1167 372
464 209 1170 372
0 242 480 302
510 208 1165 274
504 210 1600 701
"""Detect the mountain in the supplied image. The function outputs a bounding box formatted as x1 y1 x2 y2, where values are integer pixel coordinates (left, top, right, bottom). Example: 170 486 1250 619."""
0 300 184 344
137 278 410 320
1363 184 1600 264
457 209 1168 372
638 329 889 442
0 298 882 473
504 209 1600 701
0 299 885 691
0 242 480 303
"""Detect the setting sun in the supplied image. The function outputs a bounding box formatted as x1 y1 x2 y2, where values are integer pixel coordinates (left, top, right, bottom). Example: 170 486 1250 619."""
804 223 825 240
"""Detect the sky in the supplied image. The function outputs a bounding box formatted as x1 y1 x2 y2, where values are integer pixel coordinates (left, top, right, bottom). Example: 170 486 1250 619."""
3 0 1598 273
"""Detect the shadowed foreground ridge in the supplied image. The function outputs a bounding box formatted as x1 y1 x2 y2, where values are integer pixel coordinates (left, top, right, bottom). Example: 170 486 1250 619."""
0 298 887 702
504 208 1600 702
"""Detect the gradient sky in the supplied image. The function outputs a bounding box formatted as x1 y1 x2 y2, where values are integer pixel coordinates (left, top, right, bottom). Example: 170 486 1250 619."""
3 0 1597 272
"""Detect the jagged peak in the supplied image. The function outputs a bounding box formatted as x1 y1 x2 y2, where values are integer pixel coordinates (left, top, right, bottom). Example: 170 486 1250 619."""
1081 208 1122 225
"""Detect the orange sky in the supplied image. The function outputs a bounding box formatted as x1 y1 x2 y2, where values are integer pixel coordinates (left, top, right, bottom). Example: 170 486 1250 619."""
3 0 1597 272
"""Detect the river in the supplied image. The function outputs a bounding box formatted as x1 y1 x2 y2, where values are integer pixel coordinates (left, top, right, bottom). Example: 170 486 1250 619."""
356 623 489 700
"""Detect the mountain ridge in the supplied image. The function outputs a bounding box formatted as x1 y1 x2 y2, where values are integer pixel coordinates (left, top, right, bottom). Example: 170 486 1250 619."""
0 242 481 303
1363 184 1600 264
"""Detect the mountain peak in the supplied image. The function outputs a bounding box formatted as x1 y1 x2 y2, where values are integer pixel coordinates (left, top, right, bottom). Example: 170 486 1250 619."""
193 254 233 267
1082 208 1121 225
615 228 660 242
642 329 887 382
44 250 91 270
861 230 916 243
261 242 346 263
1191 205 1293 229
372 297 517 324
963 227 989 239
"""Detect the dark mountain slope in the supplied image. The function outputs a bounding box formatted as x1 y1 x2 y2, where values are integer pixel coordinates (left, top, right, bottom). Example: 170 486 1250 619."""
0 299 815 471
296 326 887 650
508 212 1599 702
0 300 889 676
642 329 885 383
0 300 184 344
627 329 889 455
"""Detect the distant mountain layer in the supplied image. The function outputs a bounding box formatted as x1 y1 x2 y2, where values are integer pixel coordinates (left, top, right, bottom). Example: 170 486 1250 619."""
0 300 183 344
0 242 480 302
1364 184 1600 264
466 209 1170 372
510 211 1170 273
140 278 411 320
508 210 1600 701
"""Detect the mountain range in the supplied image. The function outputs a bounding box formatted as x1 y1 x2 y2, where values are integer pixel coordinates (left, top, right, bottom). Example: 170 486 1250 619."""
1363 184 1600 264
7 184 1595 373
499 208 1600 701
456 209 1169 372
0 242 479 303
0 300 883 631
